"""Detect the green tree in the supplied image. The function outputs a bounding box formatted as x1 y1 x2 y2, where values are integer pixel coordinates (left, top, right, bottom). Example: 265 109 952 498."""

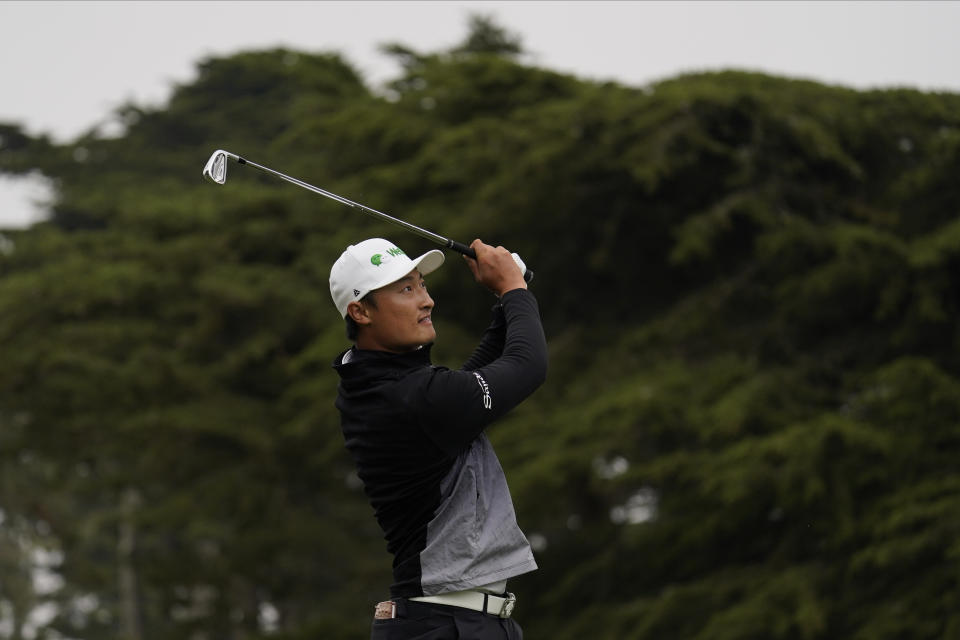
2 14 960 640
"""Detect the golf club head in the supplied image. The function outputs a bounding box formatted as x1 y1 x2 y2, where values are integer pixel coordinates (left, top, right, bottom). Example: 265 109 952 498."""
202 150 229 184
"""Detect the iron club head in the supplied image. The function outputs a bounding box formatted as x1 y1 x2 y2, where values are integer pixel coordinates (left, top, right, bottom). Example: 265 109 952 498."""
202 150 229 184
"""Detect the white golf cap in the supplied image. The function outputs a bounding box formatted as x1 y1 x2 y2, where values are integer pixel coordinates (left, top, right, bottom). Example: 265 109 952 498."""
329 238 445 317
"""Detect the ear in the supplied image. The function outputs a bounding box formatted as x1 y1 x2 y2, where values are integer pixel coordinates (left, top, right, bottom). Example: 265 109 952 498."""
347 300 372 326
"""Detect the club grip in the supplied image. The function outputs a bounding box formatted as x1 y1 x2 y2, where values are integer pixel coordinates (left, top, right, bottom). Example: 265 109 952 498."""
448 240 477 259
447 240 535 283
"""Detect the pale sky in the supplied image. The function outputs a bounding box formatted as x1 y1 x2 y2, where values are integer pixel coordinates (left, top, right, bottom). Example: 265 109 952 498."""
2 0 959 228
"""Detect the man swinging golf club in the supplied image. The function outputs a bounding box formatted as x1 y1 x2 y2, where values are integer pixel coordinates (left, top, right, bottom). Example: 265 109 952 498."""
331 237 547 640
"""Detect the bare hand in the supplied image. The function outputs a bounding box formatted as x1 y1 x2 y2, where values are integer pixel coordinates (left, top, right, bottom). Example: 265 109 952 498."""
463 239 527 297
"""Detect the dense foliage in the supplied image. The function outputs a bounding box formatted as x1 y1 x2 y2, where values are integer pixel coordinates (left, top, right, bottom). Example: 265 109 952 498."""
2 17 960 640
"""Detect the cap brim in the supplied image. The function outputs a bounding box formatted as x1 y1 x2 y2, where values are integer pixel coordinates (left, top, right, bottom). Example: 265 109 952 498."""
411 249 445 277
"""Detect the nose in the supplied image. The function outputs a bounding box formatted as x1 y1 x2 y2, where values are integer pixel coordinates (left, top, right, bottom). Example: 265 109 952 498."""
419 289 434 309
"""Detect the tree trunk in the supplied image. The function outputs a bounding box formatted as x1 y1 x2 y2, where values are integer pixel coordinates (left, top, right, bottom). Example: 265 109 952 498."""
117 488 142 640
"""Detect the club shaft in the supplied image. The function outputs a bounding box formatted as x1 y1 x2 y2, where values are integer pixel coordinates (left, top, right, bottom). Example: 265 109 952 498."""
225 152 478 259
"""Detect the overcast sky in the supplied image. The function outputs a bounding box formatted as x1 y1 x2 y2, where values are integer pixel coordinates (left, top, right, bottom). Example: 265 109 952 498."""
2 0 959 228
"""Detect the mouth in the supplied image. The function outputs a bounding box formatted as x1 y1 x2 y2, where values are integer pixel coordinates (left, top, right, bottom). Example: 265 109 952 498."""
418 315 432 325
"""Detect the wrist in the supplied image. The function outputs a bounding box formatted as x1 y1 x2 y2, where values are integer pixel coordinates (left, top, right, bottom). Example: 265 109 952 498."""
497 283 527 298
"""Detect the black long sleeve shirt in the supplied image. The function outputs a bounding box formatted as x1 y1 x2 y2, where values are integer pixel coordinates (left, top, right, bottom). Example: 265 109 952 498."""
333 289 547 597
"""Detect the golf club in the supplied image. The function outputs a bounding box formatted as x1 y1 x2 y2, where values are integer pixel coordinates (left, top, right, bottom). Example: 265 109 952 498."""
202 149 533 282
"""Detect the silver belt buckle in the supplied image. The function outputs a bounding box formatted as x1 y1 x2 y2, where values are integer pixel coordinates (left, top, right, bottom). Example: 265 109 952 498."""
498 592 516 618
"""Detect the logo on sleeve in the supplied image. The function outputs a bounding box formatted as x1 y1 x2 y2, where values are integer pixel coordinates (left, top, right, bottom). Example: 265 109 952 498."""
473 372 492 410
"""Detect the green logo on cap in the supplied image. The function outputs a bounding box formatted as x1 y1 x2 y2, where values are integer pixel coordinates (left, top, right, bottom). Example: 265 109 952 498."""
370 247 405 266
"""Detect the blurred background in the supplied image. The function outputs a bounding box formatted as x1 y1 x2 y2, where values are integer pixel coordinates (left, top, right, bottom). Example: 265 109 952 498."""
2 2 960 639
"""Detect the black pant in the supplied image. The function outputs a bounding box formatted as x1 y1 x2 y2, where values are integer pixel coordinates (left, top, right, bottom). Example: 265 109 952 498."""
371 599 523 640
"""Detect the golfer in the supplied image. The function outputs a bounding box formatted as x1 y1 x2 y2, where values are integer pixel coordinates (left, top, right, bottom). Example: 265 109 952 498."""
330 237 547 640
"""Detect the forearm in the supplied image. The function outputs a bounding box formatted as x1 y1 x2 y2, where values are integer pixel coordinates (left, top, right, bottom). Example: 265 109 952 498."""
461 303 507 372
477 289 548 398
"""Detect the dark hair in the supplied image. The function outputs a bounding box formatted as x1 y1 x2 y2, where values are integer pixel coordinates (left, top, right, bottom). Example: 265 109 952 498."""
345 316 359 341
344 292 376 341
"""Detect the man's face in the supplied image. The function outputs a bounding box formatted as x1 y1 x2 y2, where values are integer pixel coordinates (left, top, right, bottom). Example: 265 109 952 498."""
354 269 436 353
